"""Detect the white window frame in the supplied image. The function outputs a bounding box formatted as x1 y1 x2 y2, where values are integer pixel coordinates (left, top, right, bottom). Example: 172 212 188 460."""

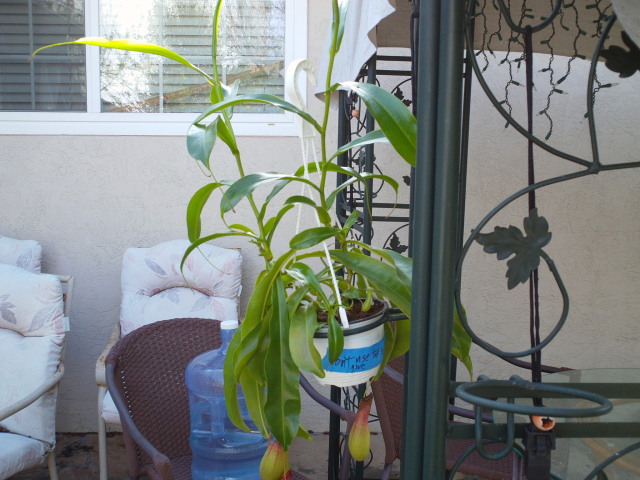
0 0 307 136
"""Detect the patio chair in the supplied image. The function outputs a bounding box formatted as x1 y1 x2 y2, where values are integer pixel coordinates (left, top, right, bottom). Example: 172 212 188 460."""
0 264 75 480
371 355 524 480
106 317 358 480
96 239 243 480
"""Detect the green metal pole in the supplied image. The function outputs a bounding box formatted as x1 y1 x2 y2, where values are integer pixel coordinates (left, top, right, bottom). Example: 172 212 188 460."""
401 0 441 478
423 0 466 477
404 0 467 478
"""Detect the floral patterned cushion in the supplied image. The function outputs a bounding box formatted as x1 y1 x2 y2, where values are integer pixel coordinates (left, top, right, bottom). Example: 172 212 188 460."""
0 236 42 273
119 240 242 336
0 265 65 444
0 265 64 336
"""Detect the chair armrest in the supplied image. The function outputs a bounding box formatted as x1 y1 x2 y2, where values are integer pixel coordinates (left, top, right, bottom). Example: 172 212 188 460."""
0 366 64 421
96 323 121 386
379 365 494 423
382 365 404 385
299 375 355 423
106 363 172 476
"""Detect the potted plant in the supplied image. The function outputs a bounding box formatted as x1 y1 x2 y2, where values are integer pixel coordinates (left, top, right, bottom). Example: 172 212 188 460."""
35 0 472 472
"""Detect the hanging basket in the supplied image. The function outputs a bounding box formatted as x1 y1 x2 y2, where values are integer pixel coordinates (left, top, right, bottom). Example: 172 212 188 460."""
312 301 388 387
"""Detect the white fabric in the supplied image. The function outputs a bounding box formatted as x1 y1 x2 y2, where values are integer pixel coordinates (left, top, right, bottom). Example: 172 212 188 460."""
0 266 64 444
119 240 242 336
612 0 640 48
0 265 65 336
120 287 238 336
0 330 64 443
100 392 120 425
0 236 42 273
316 0 396 97
0 433 48 480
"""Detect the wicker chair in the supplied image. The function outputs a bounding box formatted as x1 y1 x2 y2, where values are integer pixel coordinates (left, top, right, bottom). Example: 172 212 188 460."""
106 317 357 480
97 240 243 480
371 355 523 480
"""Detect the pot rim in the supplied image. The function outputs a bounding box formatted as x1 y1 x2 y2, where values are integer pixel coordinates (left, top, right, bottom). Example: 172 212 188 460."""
313 301 389 338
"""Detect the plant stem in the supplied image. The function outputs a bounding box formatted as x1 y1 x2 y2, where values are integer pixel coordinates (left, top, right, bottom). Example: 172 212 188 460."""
318 0 342 215
211 0 272 263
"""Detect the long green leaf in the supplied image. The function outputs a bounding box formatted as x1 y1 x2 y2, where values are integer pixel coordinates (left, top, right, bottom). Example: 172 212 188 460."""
239 370 269 437
33 38 214 83
388 318 411 361
180 232 252 271
223 329 251 432
452 306 473 379
290 227 338 250
330 250 412 316
328 130 389 162
374 322 396 380
341 82 417 166
186 182 224 242
264 205 295 244
232 316 265 380
215 116 239 154
240 251 296 337
288 263 330 306
326 171 399 209
289 304 324 377
264 277 302 450
333 0 351 54
326 314 344 364
221 173 320 214
194 94 322 133
187 121 218 168
359 244 413 287
261 180 290 219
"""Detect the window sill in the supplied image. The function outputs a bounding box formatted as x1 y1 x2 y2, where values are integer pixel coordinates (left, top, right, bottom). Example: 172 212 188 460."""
0 112 299 137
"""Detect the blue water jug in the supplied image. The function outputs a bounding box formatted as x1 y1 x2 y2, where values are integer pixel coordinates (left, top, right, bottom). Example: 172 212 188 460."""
185 320 268 480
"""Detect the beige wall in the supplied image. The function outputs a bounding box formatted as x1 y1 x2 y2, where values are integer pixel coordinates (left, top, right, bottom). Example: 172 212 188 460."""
1 0 638 435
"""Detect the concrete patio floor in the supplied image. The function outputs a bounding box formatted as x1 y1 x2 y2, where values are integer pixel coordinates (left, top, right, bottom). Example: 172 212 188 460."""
9 432 402 480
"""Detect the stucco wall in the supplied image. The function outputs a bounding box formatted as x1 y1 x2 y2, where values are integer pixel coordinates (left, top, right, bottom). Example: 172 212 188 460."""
1 0 638 437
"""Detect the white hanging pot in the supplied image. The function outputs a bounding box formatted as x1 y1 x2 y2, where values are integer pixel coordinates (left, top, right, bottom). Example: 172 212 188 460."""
611 0 640 48
313 301 388 387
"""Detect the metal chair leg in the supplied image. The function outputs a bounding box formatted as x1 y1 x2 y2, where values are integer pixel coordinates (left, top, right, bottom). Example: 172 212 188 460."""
98 386 109 480
47 450 59 480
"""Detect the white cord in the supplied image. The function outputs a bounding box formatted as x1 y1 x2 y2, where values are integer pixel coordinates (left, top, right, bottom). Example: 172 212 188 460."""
286 59 349 329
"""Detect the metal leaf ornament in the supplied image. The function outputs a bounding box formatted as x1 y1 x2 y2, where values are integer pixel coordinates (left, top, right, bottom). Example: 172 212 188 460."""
476 209 552 290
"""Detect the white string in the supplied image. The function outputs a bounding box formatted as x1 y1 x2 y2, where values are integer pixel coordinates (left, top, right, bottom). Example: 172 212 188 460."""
287 59 349 329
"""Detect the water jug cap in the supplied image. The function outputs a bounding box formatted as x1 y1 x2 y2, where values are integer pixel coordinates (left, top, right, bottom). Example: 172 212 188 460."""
221 320 239 330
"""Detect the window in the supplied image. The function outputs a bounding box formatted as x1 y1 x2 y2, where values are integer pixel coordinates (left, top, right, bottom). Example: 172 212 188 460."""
0 0 306 135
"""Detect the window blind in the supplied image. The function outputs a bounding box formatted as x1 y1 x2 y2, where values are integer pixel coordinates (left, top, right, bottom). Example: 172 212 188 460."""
0 0 86 111
0 0 285 114
99 0 285 114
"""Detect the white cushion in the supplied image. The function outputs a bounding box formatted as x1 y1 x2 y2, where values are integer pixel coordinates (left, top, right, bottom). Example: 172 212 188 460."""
0 236 42 273
119 240 242 336
0 266 65 444
100 392 121 425
0 432 48 479
0 330 64 444
120 287 238 336
0 265 64 337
